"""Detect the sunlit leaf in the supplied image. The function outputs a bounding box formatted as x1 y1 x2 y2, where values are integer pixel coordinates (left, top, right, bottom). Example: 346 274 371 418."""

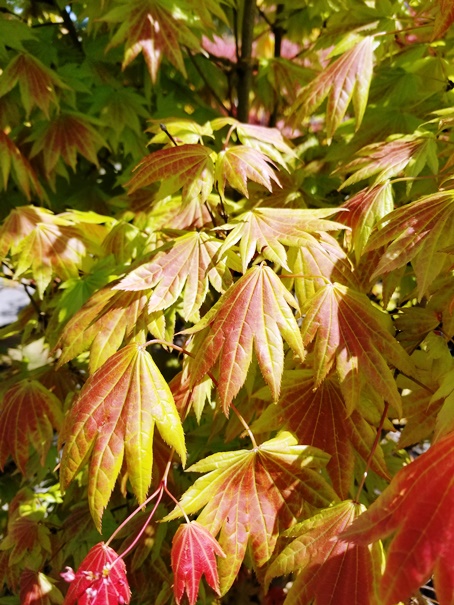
20 570 63 605
0 131 43 200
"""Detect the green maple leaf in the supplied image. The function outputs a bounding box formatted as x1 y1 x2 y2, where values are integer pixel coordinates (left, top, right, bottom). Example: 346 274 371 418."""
266 500 382 605
60 343 186 530
218 207 347 273
0 131 43 200
165 432 337 594
185 264 305 413
252 371 389 499
114 231 231 322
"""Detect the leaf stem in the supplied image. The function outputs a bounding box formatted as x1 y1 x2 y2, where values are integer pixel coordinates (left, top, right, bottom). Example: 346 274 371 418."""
230 403 258 448
164 484 190 523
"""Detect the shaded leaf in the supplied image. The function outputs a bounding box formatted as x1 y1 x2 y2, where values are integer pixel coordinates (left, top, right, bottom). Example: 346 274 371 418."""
62 543 130 605
60 343 186 529
0 131 43 200
0 379 63 474
432 0 454 40
165 432 337 594
266 501 381 605
20 570 63 605
290 37 374 139
344 432 454 605
171 521 225 605
185 264 305 413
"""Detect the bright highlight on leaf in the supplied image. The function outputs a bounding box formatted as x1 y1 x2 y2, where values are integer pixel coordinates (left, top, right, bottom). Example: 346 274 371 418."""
60 343 186 529
171 521 225 605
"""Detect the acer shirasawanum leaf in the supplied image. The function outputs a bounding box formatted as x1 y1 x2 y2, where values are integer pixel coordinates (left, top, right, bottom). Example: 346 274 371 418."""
265 501 382 605
62 543 130 605
171 521 225 605
301 282 416 414
164 432 338 594
289 36 374 140
60 343 186 530
184 263 305 412
20 570 63 605
344 431 454 605
0 131 43 200
0 379 63 474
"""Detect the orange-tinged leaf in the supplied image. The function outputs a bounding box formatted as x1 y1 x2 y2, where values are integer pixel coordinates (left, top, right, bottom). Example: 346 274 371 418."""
215 146 280 200
165 432 337 594
114 231 231 321
0 131 43 200
252 371 389 499
218 207 348 273
365 191 454 299
0 53 68 117
60 343 186 529
20 570 63 605
0 379 63 474
62 543 130 605
126 144 214 204
266 501 381 605
0 205 57 260
171 521 225 605
290 37 374 139
185 264 305 413
432 0 454 39
301 282 416 413
344 432 454 605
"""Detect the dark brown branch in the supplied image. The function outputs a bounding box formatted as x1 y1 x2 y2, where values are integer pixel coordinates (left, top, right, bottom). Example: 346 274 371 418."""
236 0 257 123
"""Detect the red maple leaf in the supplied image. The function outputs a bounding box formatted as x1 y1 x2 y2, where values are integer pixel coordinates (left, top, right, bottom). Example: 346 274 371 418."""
171 521 225 605
62 543 130 605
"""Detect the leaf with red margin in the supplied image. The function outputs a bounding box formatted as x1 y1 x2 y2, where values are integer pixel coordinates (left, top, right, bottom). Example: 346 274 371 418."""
0 53 68 117
62 543 130 605
0 131 43 200
218 207 347 273
59 343 186 529
301 282 416 414
164 432 337 595
0 205 57 260
215 146 280 200
184 264 305 413
344 431 454 605
126 144 214 205
365 191 454 299
114 231 231 322
0 379 63 474
265 500 382 605
20 570 63 605
290 37 374 139
252 371 389 499
171 521 225 605
432 0 454 40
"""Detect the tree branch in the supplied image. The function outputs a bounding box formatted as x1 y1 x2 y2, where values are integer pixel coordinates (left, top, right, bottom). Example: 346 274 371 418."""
236 0 257 123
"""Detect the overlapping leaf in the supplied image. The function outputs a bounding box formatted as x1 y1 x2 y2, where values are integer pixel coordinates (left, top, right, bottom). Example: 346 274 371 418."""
185 264 305 412
301 282 416 413
165 432 337 594
252 371 389 499
215 146 280 200
126 144 214 204
266 501 381 605
0 380 63 474
60 343 186 529
171 521 225 605
0 131 43 200
344 431 454 605
114 231 231 321
365 191 454 298
218 207 347 273
20 571 63 605
289 36 374 139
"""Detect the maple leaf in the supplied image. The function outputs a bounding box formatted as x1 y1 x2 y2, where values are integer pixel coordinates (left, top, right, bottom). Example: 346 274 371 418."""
432 0 454 39
114 231 231 322
62 543 131 605
218 207 347 273
0 205 56 259
301 282 416 413
365 191 454 299
289 36 374 139
0 131 43 200
265 500 382 605
0 52 68 117
1 504 51 570
215 146 280 201
0 379 63 474
171 521 225 605
59 343 186 529
20 570 63 605
126 144 215 205
29 112 107 177
165 432 337 594
184 264 305 413
344 431 454 605
252 371 389 499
